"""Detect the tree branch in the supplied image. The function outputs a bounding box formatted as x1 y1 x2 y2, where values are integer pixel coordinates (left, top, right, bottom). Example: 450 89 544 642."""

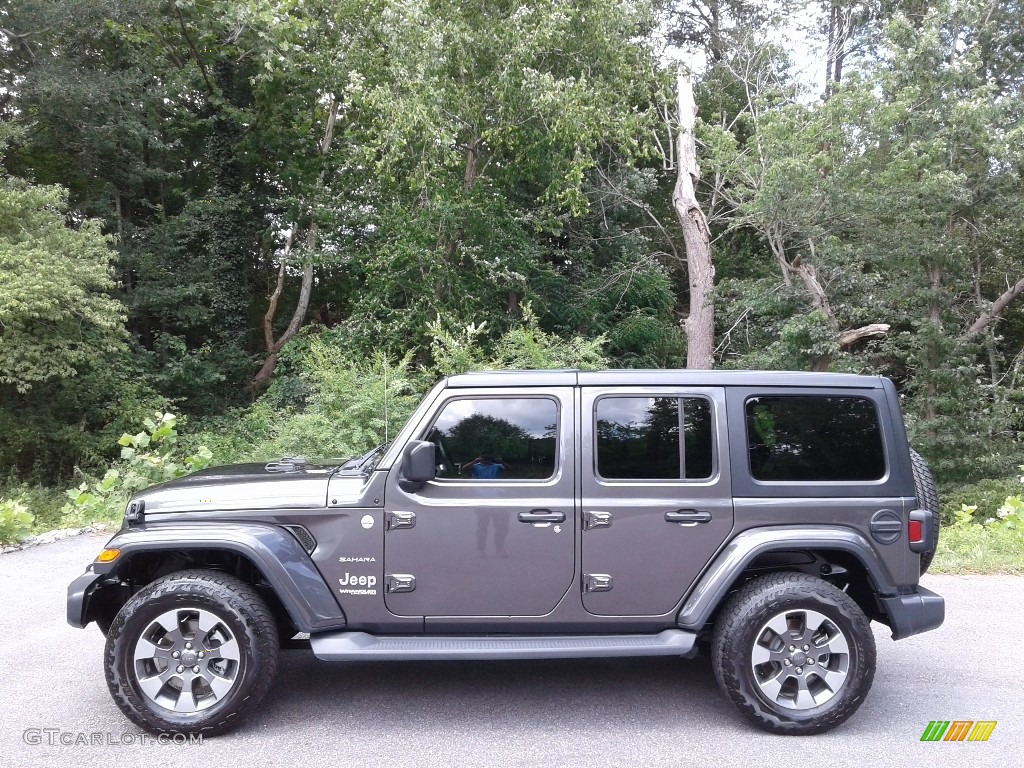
963 277 1024 340
176 8 216 96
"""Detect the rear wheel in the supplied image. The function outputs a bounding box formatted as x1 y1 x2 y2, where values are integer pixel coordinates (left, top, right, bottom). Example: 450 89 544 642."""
711 572 876 735
105 570 279 736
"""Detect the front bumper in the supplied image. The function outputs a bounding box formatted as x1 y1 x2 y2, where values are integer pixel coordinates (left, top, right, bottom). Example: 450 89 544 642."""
880 586 945 640
66 569 105 629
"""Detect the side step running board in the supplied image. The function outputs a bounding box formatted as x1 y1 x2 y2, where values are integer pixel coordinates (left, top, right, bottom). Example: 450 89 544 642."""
310 629 697 661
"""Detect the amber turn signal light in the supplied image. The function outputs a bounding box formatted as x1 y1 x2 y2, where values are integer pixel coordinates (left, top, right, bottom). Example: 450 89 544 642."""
96 548 121 563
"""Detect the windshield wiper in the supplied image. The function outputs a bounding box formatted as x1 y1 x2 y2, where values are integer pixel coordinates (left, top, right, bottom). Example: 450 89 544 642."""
338 443 389 472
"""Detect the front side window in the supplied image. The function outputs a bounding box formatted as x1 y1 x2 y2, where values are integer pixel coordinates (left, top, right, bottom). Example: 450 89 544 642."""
595 396 713 480
428 398 558 480
746 396 885 482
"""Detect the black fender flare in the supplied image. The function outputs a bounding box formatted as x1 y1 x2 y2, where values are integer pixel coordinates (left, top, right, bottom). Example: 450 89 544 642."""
75 522 346 633
676 526 899 631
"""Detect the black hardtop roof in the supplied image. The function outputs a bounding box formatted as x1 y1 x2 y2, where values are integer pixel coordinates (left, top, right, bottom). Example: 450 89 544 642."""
445 369 884 389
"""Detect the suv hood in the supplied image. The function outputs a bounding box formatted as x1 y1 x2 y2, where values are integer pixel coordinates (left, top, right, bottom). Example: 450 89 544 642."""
134 462 341 514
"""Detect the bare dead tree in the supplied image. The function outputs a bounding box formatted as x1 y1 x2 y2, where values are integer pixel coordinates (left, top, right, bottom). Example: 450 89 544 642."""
673 70 715 369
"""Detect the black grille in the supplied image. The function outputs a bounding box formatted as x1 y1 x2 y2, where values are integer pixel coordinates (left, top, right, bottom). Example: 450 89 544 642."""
284 525 317 554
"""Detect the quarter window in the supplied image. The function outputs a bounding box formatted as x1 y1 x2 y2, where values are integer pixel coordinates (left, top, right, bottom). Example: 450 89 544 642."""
595 397 713 480
428 398 557 480
745 396 885 482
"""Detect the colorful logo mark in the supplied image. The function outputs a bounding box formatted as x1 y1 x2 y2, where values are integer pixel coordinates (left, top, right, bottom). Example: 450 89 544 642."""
920 721 997 742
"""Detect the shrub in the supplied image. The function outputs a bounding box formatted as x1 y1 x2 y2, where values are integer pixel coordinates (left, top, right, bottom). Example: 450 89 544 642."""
0 498 34 545
61 412 213 526
939 475 1023 524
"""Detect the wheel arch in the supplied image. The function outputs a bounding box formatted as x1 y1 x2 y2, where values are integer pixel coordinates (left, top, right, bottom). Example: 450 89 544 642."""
80 523 346 635
677 526 898 634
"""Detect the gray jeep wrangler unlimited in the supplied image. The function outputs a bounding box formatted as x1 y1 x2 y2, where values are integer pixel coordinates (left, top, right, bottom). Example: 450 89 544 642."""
68 370 944 736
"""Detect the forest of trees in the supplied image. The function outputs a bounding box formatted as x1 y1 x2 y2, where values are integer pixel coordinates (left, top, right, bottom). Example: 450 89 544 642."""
2 0 1023 509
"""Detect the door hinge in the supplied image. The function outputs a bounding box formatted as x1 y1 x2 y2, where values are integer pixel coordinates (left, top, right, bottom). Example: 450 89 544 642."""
583 573 613 593
583 511 613 530
386 510 416 530
385 574 416 593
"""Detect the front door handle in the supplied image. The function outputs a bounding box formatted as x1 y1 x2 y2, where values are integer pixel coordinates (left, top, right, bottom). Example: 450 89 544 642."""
665 509 712 525
518 509 566 524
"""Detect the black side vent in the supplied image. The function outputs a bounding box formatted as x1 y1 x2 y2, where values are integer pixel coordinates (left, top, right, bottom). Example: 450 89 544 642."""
284 525 317 554
266 456 308 473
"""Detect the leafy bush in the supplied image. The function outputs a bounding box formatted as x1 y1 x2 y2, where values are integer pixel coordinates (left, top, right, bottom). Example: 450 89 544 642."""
983 494 1024 534
942 474 1024 524
0 484 65 533
61 413 212 526
429 303 608 376
0 498 34 545
191 342 424 463
932 467 1024 573
188 310 609 467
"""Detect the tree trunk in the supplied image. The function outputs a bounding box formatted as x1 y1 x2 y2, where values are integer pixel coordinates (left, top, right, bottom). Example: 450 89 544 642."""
672 71 715 370
250 97 341 394
824 1 849 98
922 265 944 424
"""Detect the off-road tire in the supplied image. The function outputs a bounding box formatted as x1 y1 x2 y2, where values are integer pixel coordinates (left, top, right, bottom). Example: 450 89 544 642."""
909 449 940 574
711 572 876 735
105 569 279 736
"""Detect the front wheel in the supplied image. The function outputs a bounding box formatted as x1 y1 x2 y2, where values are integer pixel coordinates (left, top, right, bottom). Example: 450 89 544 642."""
105 570 280 736
711 572 876 735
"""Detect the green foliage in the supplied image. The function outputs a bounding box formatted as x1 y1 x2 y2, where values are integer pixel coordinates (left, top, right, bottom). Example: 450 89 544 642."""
0 498 35 545
933 464 1024 572
3 0 1024 497
932 521 1024 574
193 339 424 462
61 413 213 525
192 312 609 465
951 466 1024 532
0 176 126 391
941 475 1024 525
4 485 66 534
0 350 167 483
429 304 608 376
700 0 1024 481
985 495 1024 533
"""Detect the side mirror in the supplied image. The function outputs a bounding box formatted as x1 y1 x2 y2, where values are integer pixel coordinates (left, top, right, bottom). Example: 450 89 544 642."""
400 440 436 490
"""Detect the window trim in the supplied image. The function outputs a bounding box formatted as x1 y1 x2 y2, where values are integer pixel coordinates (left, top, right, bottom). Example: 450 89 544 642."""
592 393 717 484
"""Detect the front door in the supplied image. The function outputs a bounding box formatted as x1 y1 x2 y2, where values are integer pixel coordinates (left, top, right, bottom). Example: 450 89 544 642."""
383 388 575 617
580 387 734 616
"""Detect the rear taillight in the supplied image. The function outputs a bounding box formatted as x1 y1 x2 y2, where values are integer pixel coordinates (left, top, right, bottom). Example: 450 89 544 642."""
908 519 923 544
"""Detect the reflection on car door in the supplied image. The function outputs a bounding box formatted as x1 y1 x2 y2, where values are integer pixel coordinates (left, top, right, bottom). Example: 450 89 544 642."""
580 387 734 616
383 388 576 618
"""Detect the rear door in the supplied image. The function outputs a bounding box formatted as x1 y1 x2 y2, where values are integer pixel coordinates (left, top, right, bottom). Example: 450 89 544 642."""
580 386 733 616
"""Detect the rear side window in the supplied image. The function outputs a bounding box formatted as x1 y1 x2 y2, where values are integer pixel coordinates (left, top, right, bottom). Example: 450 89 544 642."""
595 397 713 480
746 396 885 482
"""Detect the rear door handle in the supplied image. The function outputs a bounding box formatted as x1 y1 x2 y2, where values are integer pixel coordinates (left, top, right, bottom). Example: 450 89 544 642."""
518 509 566 524
665 509 712 525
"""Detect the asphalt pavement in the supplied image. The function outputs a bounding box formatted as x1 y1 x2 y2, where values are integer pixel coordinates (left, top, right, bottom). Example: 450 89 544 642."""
1 532 1021 768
